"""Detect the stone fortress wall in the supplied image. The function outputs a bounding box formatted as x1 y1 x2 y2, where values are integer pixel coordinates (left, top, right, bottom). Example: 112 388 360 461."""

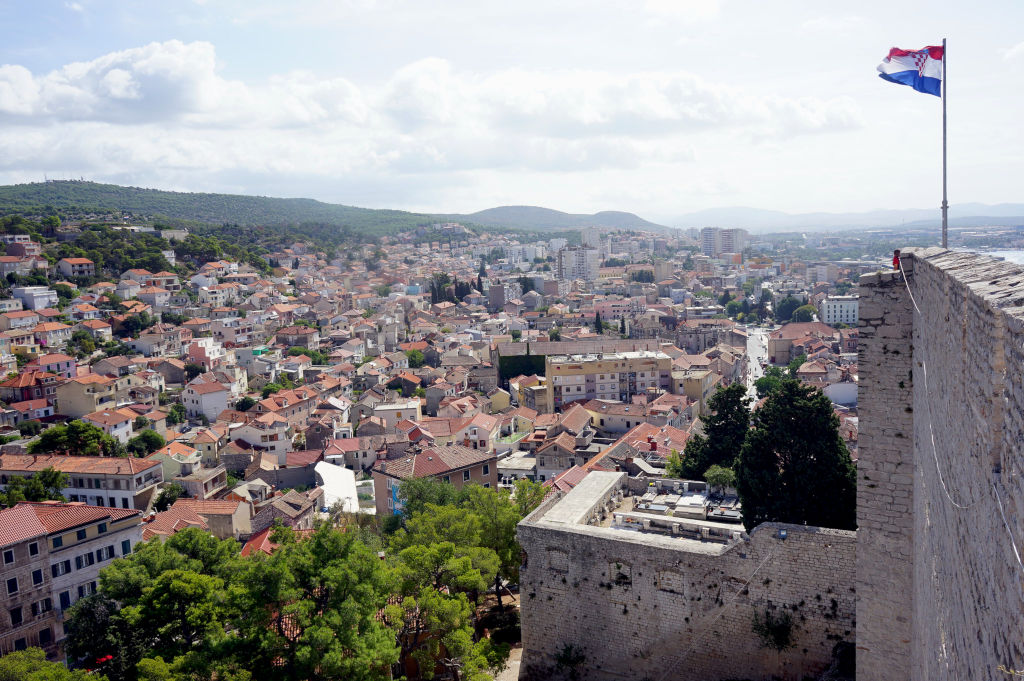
518 471 856 681
857 248 1024 680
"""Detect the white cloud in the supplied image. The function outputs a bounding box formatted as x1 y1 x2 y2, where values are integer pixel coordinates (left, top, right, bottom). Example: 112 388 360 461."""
65 2 85 12
1004 41 1024 61
800 15 864 32
0 40 864 212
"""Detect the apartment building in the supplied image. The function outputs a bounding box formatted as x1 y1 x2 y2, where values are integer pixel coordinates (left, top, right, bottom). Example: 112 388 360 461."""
11 287 58 311
0 454 164 510
35 502 142 650
55 374 117 418
545 350 673 411
0 505 59 658
818 295 858 326
557 245 599 282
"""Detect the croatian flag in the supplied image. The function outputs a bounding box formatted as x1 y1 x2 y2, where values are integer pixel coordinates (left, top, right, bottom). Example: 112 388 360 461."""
877 45 944 96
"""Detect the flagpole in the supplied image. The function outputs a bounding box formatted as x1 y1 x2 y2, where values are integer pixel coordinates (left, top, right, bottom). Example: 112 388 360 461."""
941 37 948 248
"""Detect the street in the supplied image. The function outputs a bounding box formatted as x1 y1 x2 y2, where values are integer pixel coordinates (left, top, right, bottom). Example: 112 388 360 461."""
745 324 770 403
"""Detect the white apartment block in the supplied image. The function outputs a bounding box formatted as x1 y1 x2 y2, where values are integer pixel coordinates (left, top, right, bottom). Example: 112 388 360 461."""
557 246 599 282
819 295 858 326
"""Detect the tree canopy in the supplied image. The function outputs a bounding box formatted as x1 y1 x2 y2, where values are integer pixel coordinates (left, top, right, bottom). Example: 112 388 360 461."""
792 304 817 323
734 379 857 532
668 383 750 480
0 467 68 507
28 421 126 457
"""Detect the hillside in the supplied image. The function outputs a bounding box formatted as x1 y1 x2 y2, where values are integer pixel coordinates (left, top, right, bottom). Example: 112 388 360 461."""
0 181 438 234
453 205 670 232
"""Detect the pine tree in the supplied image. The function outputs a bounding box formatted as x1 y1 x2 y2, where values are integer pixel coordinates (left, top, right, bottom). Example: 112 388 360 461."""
669 383 750 480
593 311 603 333
734 379 857 531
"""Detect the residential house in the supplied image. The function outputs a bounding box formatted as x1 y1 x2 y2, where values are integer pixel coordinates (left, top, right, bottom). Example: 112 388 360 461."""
372 445 497 515
56 258 95 278
55 374 117 418
182 381 231 422
82 408 136 445
250 488 323 534
275 325 321 350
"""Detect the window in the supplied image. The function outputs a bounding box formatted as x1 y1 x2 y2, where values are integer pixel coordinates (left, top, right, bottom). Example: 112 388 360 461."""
2 549 13 565
97 523 107 534
9 607 22 627
121 540 131 556
483 482 490 488
463 470 470 482
38 627 52 645
6 577 18 594
14 638 27 651
59 591 70 610
76 529 87 540
32 569 43 586
482 464 490 476
442 475 450 483
52 536 62 549
51 560 71 577
28 542 38 557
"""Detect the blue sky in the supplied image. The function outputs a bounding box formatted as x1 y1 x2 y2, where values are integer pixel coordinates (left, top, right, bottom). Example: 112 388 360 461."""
1 0 1022 222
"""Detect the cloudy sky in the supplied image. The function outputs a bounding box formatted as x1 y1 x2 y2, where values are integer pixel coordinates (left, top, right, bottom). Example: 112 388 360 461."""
0 0 1022 222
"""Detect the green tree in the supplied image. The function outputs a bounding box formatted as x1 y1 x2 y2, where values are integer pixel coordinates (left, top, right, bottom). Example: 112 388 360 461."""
0 467 68 507
548 327 561 341
165 403 186 426
153 483 185 512
754 366 784 398
404 349 425 368
592 311 603 334
774 296 801 322
672 383 750 479
703 464 736 493
792 304 817 323
16 419 42 436
0 648 102 681
261 383 283 398
513 478 547 518
396 477 470 519
126 430 165 457
184 363 204 380
734 379 857 532
463 485 521 609
725 300 743 318
787 353 808 377
234 396 256 412
231 523 399 681
69 329 96 356
29 420 126 457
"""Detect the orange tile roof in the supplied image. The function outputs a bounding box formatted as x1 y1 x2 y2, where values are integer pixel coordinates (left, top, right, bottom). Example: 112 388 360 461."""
0 453 159 475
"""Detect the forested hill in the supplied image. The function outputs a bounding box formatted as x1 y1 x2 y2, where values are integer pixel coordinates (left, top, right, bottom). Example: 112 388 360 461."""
0 181 437 234
452 205 670 232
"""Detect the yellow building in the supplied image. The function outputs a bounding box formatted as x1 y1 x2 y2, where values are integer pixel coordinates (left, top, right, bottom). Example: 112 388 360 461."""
545 351 672 411
55 374 117 418
672 369 716 417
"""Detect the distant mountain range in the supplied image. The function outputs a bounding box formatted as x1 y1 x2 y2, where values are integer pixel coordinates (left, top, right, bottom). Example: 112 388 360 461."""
669 204 1024 232
0 180 1019 236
